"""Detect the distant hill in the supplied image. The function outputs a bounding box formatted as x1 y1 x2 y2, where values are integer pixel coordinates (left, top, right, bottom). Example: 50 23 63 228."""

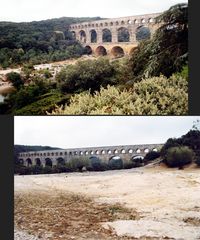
0 16 104 67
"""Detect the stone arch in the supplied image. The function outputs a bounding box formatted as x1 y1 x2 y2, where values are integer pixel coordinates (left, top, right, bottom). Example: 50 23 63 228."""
95 46 107 56
131 155 144 160
136 26 151 41
144 148 150 153
108 150 112 154
117 27 130 42
136 149 141 154
90 150 94 155
134 19 139 24
128 149 133 154
57 157 65 166
152 148 158 152
79 30 86 43
80 151 84 156
102 28 112 42
71 31 76 40
45 158 52 168
90 29 97 43
116 21 119 26
149 18 154 23
101 150 106 155
110 22 113 26
129 46 138 55
114 149 118 154
19 158 24 165
84 45 92 55
121 149 126 154
121 20 125 25
26 158 32 167
95 150 100 155
105 22 108 26
108 156 123 169
111 46 125 58
85 151 89 155
35 158 41 166
127 20 132 24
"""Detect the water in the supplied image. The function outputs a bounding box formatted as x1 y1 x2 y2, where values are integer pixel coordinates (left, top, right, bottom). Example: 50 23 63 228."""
0 86 15 103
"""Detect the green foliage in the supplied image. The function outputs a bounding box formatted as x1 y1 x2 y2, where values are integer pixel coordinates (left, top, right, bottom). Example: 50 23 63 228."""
129 3 188 81
144 151 160 161
161 130 200 158
0 17 102 67
51 74 188 115
195 158 200 167
6 72 24 90
165 146 194 168
13 91 70 115
67 157 90 171
56 58 117 94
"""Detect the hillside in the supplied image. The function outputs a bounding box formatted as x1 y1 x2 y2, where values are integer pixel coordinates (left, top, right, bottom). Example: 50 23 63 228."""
0 16 103 68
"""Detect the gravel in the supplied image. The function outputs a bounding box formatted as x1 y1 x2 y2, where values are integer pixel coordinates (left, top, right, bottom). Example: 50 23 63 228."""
14 229 41 240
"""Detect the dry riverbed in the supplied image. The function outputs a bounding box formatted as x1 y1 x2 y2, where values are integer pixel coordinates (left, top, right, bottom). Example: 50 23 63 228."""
14 166 200 240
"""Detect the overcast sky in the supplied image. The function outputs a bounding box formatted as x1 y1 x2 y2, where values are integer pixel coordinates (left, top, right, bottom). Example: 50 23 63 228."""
14 116 198 149
0 0 187 22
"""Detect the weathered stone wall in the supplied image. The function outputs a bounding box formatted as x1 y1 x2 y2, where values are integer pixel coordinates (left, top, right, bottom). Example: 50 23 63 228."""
18 143 163 167
69 13 161 44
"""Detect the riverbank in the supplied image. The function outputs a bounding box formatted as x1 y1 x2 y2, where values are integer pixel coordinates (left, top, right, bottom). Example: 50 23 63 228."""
14 166 200 239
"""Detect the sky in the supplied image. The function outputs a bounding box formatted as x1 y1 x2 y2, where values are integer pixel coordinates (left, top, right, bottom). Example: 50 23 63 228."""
14 116 199 149
0 0 187 22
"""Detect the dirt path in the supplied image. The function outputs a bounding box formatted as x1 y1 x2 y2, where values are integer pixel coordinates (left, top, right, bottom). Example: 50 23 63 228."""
14 167 200 239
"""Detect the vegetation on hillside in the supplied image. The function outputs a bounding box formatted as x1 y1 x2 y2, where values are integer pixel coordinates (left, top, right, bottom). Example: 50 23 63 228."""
0 3 188 115
0 17 102 68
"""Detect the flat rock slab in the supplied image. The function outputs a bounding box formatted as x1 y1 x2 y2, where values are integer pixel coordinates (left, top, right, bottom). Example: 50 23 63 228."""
102 220 200 240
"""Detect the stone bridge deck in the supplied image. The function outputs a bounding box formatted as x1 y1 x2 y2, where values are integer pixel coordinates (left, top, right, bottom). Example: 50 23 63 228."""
18 143 163 167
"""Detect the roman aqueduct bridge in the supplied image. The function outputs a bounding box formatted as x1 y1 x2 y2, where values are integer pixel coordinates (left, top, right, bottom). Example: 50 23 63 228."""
18 143 163 167
69 13 161 57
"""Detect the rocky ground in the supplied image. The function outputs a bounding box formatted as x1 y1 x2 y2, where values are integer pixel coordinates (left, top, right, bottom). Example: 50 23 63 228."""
14 165 200 239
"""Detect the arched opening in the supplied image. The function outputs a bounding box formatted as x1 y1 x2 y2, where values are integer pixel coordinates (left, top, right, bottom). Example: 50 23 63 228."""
95 46 107 56
109 156 123 169
26 158 32 167
19 159 24 165
152 148 158 152
45 158 52 168
108 150 112 154
111 46 125 58
90 29 97 43
89 156 102 171
57 157 65 166
90 151 94 155
114 149 118 154
95 150 100 155
79 30 86 43
128 149 133 154
136 26 151 41
118 27 130 42
85 151 89 155
129 47 138 55
35 158 41 166
101 150 105 155
144 148 150 153
84 45 92 55
102 28 112 42
71 31 76 40
121 149 126 154
136 149 141 154
131 155 144 167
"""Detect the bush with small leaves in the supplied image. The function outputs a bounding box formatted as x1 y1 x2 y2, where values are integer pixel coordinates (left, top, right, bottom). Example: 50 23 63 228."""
165 146 194 168
144 151 160 162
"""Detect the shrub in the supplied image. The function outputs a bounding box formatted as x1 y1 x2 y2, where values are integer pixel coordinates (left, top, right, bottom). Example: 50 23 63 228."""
123 161 136 169
144 151 160 162
67 157 90 171
56 58 117 94
89 156 105 171
51 74 188 115
195 158 200 167
165 146 194 168
6 72 24 90
42 166 53 174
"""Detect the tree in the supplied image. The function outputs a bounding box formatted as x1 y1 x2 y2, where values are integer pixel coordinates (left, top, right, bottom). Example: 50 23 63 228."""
165 146 194 168
6 72 24 90
129 3 188 81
